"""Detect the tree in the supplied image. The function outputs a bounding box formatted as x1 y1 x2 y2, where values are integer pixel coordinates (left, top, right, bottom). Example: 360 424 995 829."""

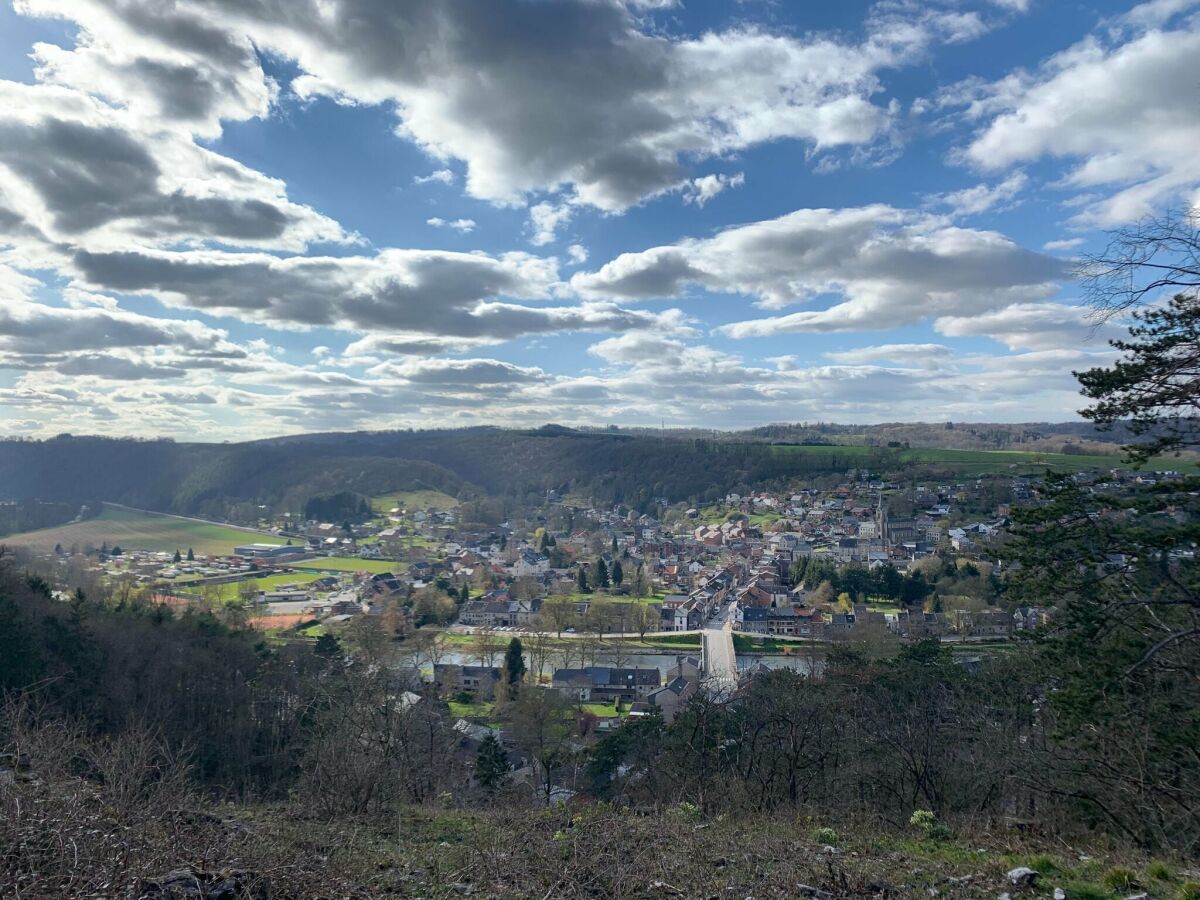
186 547 195 562
592 558 610 589
630 603 656 641
314 632 342 660
611 559 624 587
611 535 619 554
502 637 526 697
471 625 501 668
542 596 575 637
475 733 510 794
172 549 182 564
1080 209 1200 314
576 566 589 593
1076 294 1200 462
809 580 835 606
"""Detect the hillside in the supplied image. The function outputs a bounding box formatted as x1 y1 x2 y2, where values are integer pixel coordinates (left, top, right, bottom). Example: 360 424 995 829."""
1 426 1177 531
2 504 282 555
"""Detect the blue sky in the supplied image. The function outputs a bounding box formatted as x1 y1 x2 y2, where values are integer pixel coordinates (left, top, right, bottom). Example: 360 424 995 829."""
0 0 1197 439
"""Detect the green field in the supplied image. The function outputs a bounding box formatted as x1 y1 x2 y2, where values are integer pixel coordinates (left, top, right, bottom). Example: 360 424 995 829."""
5 504 283 556
371 489 460 513
174 570 330 602
292 555 407 574
769 443 1197 475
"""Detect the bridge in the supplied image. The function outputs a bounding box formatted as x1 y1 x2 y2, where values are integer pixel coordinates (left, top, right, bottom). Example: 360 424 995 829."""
700 604 739 693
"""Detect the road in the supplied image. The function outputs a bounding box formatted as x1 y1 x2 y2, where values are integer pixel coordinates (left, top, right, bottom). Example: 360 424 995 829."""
701 602 739 692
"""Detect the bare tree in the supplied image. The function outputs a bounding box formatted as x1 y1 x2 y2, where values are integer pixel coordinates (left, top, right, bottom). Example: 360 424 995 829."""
1081 209 1200 315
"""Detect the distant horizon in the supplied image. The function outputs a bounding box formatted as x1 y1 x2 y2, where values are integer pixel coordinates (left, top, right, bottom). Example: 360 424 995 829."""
0 417 1124 446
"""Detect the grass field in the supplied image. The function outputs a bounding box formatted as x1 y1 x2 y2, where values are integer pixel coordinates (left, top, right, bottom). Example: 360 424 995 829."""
175 571 329 602
291 555 407 574
371 489 460 513
769 443 1197 474
5 504 282 556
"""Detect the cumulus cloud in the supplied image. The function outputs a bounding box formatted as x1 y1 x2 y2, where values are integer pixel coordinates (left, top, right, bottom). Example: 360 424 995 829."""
955 17 1200 223
1043 237 1085 252
574 204 1065 333
65 246 679 343
0 81 346 252
413 168 455 186
426 216 476 233
824 343 955 366
682 173 746 207
928 171 1027 216
934 301 1129 350
13 0 1011 214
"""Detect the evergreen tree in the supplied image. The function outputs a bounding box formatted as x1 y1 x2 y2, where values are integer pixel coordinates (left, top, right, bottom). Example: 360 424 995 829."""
611 535 618 553
475 732 510 793
173 549 182 563
187 547 195 561
0 592 43 690
503 637 526 696
313 632 342 660
611 559 623 586
592 558 610 589
577 566 589 593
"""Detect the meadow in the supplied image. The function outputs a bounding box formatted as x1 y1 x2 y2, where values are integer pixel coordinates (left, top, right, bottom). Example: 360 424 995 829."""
371 489 461 513
5 504 283 556
291 555 408 574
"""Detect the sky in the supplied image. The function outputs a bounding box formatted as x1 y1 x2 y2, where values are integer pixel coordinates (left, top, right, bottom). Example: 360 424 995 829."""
0 0 1197 440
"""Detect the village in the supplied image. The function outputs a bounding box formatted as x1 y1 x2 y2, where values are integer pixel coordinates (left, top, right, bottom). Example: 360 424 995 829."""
31 465 1182 721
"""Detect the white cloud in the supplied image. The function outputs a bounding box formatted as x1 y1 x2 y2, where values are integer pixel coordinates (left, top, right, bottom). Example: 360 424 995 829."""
566 244 589 264
528 202 575 246
0 81 348 253
682 173 746 207
929 171 1027 216
934 301 1128 350
1042 237 1085 252
574 204 1066 333
824 343 955 366
413 168 455 186
13 0 1011 215
958 21 1200 224
426 216 476 233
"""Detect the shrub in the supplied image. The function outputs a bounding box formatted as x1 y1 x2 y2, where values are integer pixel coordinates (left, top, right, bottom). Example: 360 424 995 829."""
909 809 936 832
1177 881 1200 900
1146 860 1174 882
813 826 839 845
672 801 702 823
1102 867 1138 892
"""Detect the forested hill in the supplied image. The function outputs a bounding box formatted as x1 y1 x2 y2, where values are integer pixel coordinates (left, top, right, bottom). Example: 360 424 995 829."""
0 428 893 520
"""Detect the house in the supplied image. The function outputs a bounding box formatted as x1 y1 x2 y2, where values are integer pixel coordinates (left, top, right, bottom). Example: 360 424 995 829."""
511 549 550 577
648 675 697 724
434 664 501 700
666 655 701 682
552 667 660 702
736 606 770 633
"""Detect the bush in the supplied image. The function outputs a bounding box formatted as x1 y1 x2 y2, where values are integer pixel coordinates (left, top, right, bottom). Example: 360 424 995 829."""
1177 881 1200 900
1102 867 1139 892
813 826 839 845
1146 860 1174 882
909 810 936 832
